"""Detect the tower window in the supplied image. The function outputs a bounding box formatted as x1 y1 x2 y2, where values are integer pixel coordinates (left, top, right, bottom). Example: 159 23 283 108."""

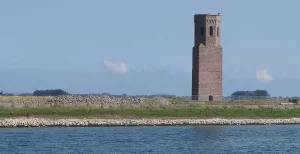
209 26 213 36
217 27 220 36
201 27 204 36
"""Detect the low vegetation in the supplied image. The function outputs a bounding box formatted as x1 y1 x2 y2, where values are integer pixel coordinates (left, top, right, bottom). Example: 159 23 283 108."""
0 107 300 119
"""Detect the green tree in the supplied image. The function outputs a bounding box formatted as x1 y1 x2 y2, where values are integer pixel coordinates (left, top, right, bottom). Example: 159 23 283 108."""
231 89 270 100
33 89 69 96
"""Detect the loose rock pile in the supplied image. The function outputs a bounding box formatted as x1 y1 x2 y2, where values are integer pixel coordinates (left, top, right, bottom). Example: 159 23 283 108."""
47 95 143 105
0 96 172 107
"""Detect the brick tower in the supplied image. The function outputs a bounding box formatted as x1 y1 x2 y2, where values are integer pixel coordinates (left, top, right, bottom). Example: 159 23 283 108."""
192 13 223 101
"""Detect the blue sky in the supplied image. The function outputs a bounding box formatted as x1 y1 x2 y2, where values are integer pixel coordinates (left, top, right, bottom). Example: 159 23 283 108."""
0 0 299 96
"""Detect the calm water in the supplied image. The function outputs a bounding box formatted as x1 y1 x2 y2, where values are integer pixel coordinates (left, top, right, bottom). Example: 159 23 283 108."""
0 125 299 154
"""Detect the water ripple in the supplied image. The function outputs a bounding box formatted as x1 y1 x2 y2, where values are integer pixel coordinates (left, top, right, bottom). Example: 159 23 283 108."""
0 125 299 154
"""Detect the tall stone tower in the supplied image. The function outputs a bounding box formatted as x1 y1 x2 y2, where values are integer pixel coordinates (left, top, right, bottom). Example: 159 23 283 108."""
192 13 223 101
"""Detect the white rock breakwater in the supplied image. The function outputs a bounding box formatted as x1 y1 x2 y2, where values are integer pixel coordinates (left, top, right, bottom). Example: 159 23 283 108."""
1 118 300 127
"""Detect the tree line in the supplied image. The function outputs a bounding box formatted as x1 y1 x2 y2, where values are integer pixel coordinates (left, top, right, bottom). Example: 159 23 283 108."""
33 89 69 96
231 89 270 97
230 89 270 100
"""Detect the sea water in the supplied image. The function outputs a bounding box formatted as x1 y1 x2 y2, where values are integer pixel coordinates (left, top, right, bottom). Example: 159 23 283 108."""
0 125 298 153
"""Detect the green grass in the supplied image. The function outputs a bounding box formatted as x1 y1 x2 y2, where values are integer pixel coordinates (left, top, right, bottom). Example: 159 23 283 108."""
0 107 300 119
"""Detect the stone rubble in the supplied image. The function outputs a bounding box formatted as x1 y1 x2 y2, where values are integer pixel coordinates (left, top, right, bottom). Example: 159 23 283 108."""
0 96 172 107
1 118 300 128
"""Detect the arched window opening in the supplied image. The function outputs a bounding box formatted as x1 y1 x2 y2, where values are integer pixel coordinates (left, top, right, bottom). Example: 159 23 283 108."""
217 27 220 36
201 27 204 36
209 26 213 36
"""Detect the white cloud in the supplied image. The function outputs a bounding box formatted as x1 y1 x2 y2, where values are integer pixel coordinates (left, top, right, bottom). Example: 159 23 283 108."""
256 70 273 83
103 60 128 74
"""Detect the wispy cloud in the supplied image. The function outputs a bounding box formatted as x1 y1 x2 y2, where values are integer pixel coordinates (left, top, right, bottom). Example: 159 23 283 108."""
103 60 128 74
256 70 273 83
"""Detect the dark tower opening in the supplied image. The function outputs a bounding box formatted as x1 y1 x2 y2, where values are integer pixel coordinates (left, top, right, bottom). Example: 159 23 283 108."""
209 26 213 36
209 95 213 101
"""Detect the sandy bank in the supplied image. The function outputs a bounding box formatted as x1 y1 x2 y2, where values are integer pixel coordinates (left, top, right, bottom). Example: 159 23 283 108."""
1 118 300 127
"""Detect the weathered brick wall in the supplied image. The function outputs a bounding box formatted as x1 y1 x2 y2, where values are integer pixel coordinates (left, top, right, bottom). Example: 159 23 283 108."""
199 47 222 98
192 47 222 101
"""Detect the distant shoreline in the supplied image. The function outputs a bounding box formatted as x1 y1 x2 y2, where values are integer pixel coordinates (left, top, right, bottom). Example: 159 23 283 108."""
1 118 300 128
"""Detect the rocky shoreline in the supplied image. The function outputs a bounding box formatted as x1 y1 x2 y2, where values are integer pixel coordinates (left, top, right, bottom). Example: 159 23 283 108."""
1 118 300 128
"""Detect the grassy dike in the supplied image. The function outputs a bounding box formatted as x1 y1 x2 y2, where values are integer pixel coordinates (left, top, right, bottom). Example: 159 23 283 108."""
0 107 300 119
